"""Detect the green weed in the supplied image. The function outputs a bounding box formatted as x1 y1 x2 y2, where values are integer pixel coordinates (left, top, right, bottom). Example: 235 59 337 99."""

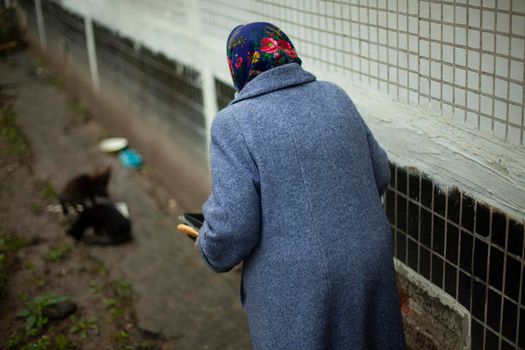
17 293 70 333
137 339 157 349
89 280 101 295
101 279 134 320
20 334 51 350
66 98 88 115
26 260 46 288
43 243 72 263
107 279 134 319
6 331 24 349
111 330 134 350
31 202 45 214
0 106 30 157
97 262 108 276
54 334 76 350
35 56 46 67
115 330 129 339
0 233 30 254
69 316 98 338
7 331 76 350
113 279 133 303
103 297 124 319
38 181 58 201
103 297 117 308
47 75 64 89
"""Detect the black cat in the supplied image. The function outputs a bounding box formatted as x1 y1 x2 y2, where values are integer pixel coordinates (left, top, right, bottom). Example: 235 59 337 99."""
67 203 131 245
59 167 111 215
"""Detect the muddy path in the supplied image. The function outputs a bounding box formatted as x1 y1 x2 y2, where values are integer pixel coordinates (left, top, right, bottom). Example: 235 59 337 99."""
0 51 251 349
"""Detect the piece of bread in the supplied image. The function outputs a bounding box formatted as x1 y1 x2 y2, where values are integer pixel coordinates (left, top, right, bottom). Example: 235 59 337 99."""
177 224 199 239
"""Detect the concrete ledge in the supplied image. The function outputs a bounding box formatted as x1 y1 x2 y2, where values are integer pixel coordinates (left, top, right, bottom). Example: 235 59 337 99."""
324 72 525 222
395 260 471 350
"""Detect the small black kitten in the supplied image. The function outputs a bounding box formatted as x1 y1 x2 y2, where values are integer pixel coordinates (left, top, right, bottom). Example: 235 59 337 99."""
59 167 111 215
67 203 131 245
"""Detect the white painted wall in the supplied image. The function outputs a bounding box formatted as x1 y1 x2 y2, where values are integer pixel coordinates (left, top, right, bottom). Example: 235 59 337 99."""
199 0 525 146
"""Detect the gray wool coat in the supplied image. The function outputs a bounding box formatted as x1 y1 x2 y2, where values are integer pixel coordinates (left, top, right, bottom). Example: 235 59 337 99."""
197 63 406 350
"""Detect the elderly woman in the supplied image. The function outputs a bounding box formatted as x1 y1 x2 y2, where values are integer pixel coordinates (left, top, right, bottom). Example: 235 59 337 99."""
196 22 406 350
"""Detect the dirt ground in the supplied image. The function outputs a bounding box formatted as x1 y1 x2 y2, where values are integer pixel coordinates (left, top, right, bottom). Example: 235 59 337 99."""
0 50 251 349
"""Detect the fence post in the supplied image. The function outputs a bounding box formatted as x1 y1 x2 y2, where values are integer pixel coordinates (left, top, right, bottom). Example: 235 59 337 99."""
202 68 218 146
35 0 47 49
84 16 100 92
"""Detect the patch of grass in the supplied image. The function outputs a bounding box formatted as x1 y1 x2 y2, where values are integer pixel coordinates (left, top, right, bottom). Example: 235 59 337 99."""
103 297 117 307
54 333 76 350
69 316 98 338
89 280 101 295
43 243 72 263
6 331 24 349
111 330 134 350
0 233 30 254
47 75 64 90
38 180 58 201
31 202 45 215
0 106 31 157
103 297 123 319
66 98 89 115
7 330 76 350
32 179 58 216
97 263 108 277
113 279 133 303
103 278 134 320
35 56 46 67
20 334 51 350
27 260 47 288
17 293 70 334
137 339 157 350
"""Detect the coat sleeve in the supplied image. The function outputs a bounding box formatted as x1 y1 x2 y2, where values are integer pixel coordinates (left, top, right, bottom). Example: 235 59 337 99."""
197 112 261 273
363 122 391 196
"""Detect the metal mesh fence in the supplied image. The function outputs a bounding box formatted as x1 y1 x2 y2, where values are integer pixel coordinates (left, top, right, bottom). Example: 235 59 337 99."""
17 0 209 165
93 22 207 164
17 0 38 40
41 0 89 76
215 78 235 111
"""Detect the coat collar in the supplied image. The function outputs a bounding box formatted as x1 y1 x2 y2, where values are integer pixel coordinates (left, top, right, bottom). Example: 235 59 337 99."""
229 63 316 105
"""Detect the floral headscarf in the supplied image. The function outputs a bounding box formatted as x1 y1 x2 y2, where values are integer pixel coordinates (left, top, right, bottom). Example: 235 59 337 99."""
226 22 302 92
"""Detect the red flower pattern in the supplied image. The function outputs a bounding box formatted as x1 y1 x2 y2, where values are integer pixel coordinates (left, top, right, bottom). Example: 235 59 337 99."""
227 23 302 91
234 57 243 69
277 40 297 58
260 37 279 54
